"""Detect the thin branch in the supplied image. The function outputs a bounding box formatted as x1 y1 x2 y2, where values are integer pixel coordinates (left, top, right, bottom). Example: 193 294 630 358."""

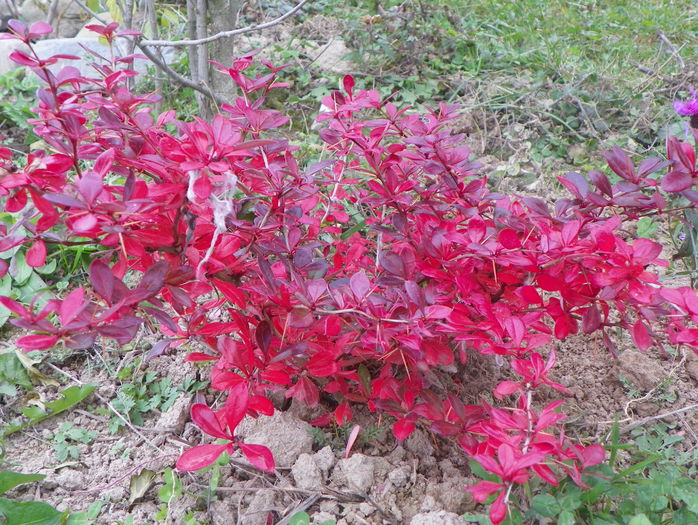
70 0 107 22
620 402 698 435
658 30 685 69
136 43 227 107
138 0 311 47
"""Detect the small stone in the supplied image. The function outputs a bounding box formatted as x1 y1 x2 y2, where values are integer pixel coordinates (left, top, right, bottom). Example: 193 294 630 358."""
569 386 586 400
156 394 191 433
387 466 409 487
410 511 466 525
52 468 85 490
618 350 664 391
312 511 337 524
313 445 336 473
405 430 434 458
420 495 438 512
358 502 374 517
387 445 406 464
292 453 323 490
336 454 375 493
319 500 339 514
237 412 314 468
240 489 276 525
634 401 659 417
685 358 698 383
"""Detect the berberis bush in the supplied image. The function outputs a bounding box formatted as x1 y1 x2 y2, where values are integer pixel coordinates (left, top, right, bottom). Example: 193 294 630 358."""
2 21 698 523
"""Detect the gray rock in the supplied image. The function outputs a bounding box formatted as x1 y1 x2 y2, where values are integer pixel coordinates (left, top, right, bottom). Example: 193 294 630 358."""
0 0 17 18
0 34 177 78
410 511 467 525
52 468 85 490
240 489 276 525
618 350 664 391
156 394 191 433
0 39 26 75
237 411 314 468
312 511 337 524
313 445 336 473
311 38 353 74
292 453 323 490
387 466 410 487
336 453 375 493
74 12 113 39
20 0 85 38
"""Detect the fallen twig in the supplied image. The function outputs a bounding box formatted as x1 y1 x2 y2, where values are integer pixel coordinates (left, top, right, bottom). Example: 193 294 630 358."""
620 402 698 435
139 0 311 47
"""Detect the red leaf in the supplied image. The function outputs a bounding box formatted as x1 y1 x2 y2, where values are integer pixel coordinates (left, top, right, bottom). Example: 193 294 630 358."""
631 320 651 351
579 444 605 468
661 171 693 192
538 273 564 292
17 334 59 350
0 259 7 279
344 424 361 459
239 443 275 472
191 404 231 440
424 305 452 319
343 75 354 96
78 171 103 205
393 419 415 440
176 443 230 472
211 278 246 308
89 260 115 303
334 401 352 425
28 22 52 36
498 229 520 249
26 240 47 268
223 382 249 433
493 380 520 399
533 463 558 485
350 270 371 301
0 296 30 317
93 148 115 177
490 490 508 525
467 480 504 502
60 287 85 326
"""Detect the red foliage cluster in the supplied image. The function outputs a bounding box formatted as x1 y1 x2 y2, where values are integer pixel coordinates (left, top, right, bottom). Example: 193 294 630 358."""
2 22 698 523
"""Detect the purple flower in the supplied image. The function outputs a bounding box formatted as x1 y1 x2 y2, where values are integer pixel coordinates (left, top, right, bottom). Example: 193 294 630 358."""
674 88 698 116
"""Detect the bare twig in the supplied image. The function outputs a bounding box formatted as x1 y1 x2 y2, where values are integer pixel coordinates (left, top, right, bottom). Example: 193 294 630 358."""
139 0 311 47
136 43 227 107
71 455 176 495
658 31 685 69
44 362 167 453
276 495 321 525
70 0 106 22
620 403 698 435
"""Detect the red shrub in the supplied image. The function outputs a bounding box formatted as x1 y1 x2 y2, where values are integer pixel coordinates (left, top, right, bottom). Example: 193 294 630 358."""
2 22 698 524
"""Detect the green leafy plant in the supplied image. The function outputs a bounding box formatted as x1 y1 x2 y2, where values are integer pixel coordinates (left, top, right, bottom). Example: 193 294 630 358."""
51 422 97 462
289 511 336 525
155 468 183 522
104 361 179 433
1 384 97 438
0 470 66 524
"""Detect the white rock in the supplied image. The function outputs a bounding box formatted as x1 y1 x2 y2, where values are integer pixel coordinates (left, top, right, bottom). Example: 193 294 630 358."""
313 445 336 473
292 453 323 490
336 453 375 493
237 411 314 468
20 0 85 38
0 39 26 75
74 12 113 39
311 38 353 74
410 511 467 525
